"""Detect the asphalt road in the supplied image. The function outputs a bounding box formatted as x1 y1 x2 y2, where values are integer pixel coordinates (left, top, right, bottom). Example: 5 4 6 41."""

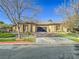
0 45 78 59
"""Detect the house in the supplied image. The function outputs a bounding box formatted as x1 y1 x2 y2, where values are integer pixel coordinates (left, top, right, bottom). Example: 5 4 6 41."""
12 20 69 33
0 23 11 32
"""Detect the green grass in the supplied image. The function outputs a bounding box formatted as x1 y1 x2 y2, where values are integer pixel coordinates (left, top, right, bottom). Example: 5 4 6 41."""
0 33 16 38
72 38 79 42
0 32 16 42
58 32 79 42
0 38 16 42
0 37 36 42
0 31 36 42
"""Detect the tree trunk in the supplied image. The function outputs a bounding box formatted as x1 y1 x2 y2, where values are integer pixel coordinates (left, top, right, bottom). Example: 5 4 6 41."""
17 23 21 39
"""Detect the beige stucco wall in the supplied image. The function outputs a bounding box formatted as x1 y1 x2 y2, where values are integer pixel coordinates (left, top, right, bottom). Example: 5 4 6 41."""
12 24 23 33
19 24 23 33
32 25 36 32
27 24 31 32
59 25 63 32
12 23 68 33
48 25 57 32
24 25 28 32
47 26 49 32
48 25 53 32
62 27 68 32
12 26 16 32
52 25 57 32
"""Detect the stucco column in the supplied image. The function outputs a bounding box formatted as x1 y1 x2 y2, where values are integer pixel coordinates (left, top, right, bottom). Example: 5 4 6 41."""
60 25 63 32
28 24 31 32
12 26 16 32
32 25 36 32
48 25 52 33
24 25 28 32
20 24 23 33
47 26 49 32
51 25 55 32
51 25 56 32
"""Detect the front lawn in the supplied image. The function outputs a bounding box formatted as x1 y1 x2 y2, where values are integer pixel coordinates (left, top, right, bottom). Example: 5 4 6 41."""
0 36 36 42
0 38 16 42
0 33 16 38
0 31 36 42
0 31 16 42
58 32 79 42
0 37 36 42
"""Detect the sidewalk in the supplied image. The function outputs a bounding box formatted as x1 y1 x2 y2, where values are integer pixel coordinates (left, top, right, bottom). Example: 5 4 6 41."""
0 41 33 45
0 37 78 45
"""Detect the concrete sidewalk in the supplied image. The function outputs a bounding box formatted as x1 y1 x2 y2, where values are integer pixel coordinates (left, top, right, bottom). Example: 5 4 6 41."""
0 37 78 45
0 41 33 45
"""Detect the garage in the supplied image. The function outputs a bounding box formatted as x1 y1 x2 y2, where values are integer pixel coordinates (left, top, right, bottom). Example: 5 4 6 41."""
37 27 47 32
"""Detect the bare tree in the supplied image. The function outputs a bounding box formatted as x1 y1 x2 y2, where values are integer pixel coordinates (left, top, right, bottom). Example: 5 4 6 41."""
65 0 79 31
55 0 79 31
0 0 40 39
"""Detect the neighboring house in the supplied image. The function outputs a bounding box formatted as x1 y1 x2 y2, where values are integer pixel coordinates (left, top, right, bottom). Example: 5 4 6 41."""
12 21 69 33
0 24 5 31
0 23 11 32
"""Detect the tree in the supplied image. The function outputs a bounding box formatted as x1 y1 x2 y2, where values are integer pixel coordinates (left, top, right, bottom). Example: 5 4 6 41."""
55 0 79 31
0 0 40 39
0 21 4 24
65 0 79 31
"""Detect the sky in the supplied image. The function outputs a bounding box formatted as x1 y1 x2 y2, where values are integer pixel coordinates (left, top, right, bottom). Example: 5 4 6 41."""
0 0 70 24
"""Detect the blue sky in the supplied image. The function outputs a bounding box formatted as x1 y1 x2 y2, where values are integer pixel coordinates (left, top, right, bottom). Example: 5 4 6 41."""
0 0 70 24
35 0 65 22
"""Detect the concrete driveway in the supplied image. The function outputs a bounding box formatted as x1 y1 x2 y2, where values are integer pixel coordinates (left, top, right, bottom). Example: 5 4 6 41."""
36 37 75 44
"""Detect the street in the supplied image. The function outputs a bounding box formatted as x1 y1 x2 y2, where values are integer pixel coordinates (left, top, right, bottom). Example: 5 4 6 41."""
0 44 78 59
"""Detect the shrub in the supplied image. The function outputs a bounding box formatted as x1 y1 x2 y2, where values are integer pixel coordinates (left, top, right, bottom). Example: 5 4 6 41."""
23 36 36 42
0 30 6 33
26 32 32 35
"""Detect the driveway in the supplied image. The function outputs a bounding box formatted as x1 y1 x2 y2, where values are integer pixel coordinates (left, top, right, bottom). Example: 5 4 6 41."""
36 37 75 44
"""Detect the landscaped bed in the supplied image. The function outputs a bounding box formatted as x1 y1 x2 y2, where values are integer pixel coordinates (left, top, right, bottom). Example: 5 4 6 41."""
16 36 36 42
